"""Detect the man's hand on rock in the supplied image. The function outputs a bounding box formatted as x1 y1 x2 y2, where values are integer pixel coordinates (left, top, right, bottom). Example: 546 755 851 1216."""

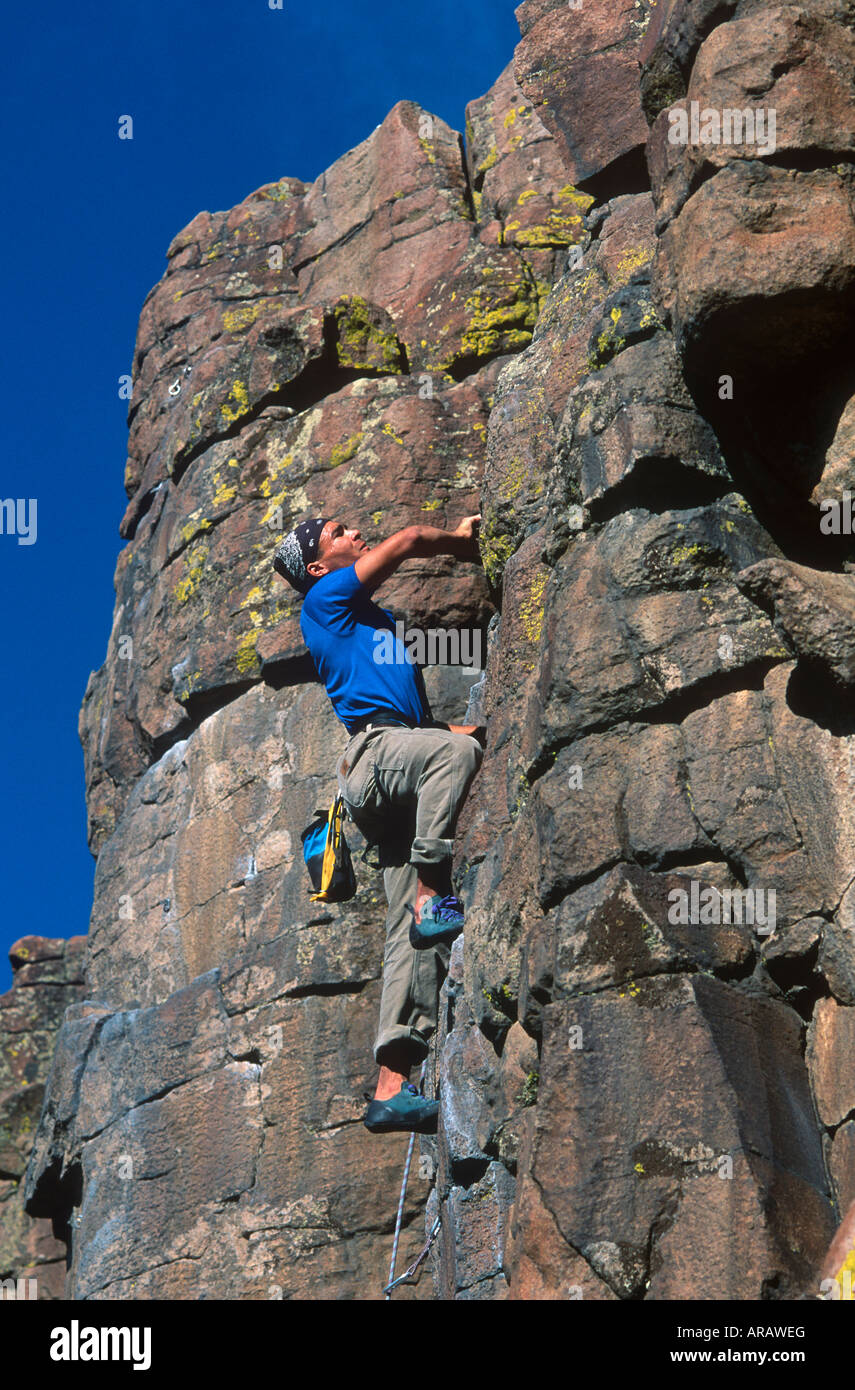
452 515 481 556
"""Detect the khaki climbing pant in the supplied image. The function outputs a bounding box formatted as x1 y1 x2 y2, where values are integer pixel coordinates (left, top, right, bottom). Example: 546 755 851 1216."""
335 725 483 1068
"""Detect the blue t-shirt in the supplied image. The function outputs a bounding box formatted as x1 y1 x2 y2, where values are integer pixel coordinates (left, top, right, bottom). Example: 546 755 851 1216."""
300 564 432 734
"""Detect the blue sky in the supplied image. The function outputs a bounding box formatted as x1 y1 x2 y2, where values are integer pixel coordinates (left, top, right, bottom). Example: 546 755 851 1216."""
0 0 521 994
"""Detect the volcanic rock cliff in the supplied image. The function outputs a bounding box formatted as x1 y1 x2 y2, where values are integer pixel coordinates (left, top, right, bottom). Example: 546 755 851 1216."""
1 939 85 1297
6 0 855 1300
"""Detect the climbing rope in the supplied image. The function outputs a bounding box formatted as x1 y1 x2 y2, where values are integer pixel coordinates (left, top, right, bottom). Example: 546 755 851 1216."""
383 941 450 1297
385 1058 428 1300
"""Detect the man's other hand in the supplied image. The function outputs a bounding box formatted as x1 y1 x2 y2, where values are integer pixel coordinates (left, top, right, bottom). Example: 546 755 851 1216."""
354 517 483 593
448 723 487 748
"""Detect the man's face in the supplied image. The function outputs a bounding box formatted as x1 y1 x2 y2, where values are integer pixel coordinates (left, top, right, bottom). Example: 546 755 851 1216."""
308 519 369 579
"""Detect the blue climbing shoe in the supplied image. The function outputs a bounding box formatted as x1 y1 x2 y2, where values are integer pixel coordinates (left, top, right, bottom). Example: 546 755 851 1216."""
363 1082 438 1134
408 894 465 949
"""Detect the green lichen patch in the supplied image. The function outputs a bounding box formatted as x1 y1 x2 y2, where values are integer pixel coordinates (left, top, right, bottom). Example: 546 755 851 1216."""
332 296 405 374
219 380 251 426
459 279 540 362
519 571 549 645
587 306 627 371
517 1070 539 1108
328 432 364 468
256 179 297 202
479 518 515 587
173 540 210 604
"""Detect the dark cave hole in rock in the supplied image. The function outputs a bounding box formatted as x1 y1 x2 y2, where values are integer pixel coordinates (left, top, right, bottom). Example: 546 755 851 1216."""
586 455 734 527
683 328 855 571
786 663 855 738
24 1155 83 1270
450 1157 491 1190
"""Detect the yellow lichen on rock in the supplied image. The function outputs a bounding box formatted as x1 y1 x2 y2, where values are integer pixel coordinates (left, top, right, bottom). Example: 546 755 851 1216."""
222 302 264 334
333 297 403 373
458 277 539 362
380 422 405 446
498 455 527 503
479 518 515 587
212 469 239 507
613 245 654 288
329 433 364 467
180 511 213 546
220 381 250 426
236 611 264 675
173 541 210 603
176 668 203 702
519 571 549 645
259 453 294 499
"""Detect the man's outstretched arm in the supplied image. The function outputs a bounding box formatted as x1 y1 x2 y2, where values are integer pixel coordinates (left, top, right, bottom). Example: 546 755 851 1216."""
354 515 481 595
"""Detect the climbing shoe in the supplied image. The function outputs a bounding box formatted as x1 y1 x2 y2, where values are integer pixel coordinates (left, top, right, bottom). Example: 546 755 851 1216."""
363 1082 439 1134
408 894 465 949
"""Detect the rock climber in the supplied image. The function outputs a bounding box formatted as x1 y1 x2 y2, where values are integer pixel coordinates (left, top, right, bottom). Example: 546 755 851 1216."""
273 515 485 1135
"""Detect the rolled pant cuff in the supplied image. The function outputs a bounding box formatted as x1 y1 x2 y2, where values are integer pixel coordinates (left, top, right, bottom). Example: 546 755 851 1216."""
410 837 454 864
375 1026 430 1068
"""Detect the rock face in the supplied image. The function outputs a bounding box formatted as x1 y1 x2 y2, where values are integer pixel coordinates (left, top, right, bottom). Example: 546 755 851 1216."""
1 937 86 1299
10 0 855 1299
440 0 855 1300
17 43 585 1302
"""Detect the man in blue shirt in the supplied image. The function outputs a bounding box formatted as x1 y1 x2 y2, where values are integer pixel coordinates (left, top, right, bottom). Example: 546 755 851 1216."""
274 515 485 1134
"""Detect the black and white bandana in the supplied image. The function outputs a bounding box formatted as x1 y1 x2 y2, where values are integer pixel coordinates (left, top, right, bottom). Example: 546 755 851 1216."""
273 517 329 594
